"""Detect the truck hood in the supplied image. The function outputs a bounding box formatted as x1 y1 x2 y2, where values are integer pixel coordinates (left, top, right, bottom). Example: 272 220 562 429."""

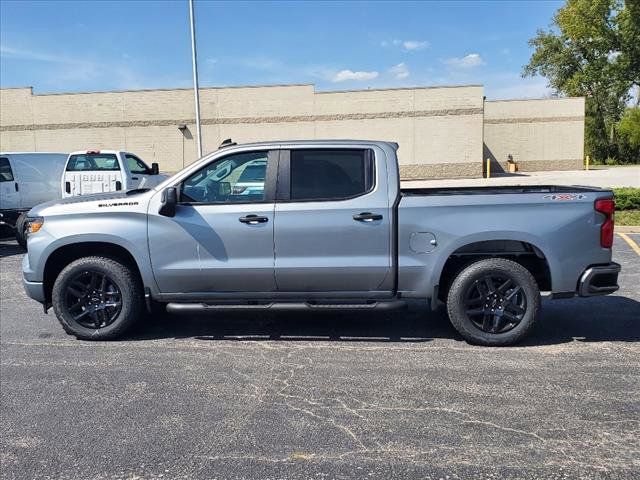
29 189 155 217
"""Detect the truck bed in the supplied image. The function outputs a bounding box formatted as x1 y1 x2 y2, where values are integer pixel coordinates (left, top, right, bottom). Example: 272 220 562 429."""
401 184 606 196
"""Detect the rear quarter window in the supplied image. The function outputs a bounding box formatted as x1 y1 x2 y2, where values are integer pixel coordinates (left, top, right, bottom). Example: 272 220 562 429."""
66 153 120 172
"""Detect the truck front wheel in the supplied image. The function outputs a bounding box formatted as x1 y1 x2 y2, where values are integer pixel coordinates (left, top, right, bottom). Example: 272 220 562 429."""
446 258 540 346
51 256 143 340
15 213 28 249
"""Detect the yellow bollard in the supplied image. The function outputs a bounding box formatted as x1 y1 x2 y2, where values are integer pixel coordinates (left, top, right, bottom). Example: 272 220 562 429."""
486 158 491 178
585 155 590 171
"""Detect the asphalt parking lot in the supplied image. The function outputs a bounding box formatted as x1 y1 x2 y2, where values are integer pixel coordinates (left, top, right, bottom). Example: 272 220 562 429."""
1 235 639 480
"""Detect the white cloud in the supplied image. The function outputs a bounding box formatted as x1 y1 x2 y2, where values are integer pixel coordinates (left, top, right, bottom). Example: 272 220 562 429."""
331 69 379 82
444 53 485 68
381 39 428 51
389 63 409 80
403 40 429 51
1 44 70 63
1 43 189 91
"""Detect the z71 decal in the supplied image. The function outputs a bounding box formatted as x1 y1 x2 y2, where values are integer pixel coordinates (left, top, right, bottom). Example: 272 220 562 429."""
543 194 586 201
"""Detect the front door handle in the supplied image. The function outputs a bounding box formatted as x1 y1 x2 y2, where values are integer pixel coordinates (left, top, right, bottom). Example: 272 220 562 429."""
239 214 269 224
353 212 383 222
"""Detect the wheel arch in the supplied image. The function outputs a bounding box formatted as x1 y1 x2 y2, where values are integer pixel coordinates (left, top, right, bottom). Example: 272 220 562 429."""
43 241 146 304
431 232 557 307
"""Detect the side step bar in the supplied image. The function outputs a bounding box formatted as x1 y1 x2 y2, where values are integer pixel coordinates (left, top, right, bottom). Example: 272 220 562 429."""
166 300 407 314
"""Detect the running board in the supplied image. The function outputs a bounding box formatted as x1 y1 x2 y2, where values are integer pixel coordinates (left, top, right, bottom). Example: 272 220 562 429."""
166 300 407 314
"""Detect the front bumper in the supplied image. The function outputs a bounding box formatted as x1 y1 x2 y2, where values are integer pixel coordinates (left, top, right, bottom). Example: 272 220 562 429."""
22 254 46 303
23 278 46 303
578 262 621 297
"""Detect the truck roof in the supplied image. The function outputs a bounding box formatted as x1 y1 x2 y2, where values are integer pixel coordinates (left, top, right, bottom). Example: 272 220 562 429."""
0 152 67 155
68 150 124 155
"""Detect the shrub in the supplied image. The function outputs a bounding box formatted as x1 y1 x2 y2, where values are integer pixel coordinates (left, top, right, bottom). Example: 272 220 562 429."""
613 188 640 210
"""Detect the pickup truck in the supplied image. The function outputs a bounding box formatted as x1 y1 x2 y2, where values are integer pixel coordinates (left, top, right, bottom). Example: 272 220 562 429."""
62 150 166 197
22 140 620 346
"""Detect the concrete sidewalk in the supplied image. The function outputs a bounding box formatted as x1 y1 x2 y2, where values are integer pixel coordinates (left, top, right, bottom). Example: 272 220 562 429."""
402 165 640 189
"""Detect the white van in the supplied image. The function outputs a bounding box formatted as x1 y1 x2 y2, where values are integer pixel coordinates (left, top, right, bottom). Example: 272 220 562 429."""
62 150 166 197
1 152 68 246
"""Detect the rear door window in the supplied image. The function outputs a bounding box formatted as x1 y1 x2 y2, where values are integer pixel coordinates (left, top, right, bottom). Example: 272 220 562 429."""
0 157 14 182
289 149 374 201
66 153 120 171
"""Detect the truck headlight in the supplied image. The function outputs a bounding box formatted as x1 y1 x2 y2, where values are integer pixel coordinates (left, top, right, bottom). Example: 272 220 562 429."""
27 217 44 234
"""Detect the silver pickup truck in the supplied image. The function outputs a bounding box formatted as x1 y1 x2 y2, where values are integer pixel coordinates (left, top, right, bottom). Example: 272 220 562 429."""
22 140 620 345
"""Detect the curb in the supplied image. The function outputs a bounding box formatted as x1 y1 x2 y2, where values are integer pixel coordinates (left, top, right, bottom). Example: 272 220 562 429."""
617 226 640 233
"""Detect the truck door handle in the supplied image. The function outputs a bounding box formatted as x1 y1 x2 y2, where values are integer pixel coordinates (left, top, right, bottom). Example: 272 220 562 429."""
132 177 139 180
239 214 269 224
353 212 383 222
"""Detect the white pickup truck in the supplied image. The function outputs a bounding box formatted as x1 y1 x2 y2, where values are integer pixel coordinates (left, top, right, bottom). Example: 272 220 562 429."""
62 150 166 198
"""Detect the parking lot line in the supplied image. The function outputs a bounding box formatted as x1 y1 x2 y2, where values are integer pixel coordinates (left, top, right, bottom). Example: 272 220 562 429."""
617 232 640 257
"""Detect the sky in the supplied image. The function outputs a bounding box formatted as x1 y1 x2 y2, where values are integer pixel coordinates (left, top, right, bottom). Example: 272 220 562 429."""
0 0 564 100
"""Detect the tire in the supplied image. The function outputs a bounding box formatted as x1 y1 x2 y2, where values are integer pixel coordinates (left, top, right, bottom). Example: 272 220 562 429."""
446 258 541 346
15 213 28 249
52 256 143 340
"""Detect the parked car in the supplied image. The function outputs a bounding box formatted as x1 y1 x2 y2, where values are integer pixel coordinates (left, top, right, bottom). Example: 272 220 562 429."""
22 140 620 345
62 150 166 198
0 152 68 247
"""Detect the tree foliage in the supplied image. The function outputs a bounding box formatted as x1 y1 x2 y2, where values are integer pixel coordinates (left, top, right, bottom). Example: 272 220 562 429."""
523 0 640 162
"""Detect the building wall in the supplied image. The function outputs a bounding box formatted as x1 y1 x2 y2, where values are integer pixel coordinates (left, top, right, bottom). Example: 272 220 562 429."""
0 84 484 178
483 97 585 173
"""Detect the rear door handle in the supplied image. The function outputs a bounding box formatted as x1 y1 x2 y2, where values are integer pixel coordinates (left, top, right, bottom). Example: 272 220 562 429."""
353 212 383 222
132 177 139 180
239 214 269 224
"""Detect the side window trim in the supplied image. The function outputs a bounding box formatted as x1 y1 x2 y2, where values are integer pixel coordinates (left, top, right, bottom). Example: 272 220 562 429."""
177 149 278 205
276 148 376 203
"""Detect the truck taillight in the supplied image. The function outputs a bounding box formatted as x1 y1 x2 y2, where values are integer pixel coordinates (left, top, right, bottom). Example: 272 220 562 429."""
595 198 615 248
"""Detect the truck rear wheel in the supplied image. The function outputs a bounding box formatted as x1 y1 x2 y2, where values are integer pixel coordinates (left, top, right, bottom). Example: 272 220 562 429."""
446 258 540 346
51 256 143 340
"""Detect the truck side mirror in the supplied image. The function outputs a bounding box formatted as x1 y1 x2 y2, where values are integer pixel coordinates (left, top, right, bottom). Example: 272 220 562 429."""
159 187 177 217
151 162 160 175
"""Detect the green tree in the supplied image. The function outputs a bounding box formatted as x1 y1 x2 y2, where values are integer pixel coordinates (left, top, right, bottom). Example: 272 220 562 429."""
523 0 640 162
616 107 640 162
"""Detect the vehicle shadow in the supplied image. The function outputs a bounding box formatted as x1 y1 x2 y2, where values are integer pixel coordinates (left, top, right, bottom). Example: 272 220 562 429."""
128 295 640 346
0 240 24 258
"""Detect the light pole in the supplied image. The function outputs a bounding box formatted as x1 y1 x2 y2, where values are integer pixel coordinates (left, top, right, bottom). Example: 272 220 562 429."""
188 0 203 158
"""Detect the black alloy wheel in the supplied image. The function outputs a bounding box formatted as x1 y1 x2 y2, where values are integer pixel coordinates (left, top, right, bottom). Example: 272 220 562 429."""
63 270 123 329
463 274 527 334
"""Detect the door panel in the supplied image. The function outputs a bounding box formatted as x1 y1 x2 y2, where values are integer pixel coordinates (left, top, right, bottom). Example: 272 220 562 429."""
274 148 392 293
148 203 275 293
148 149 277 294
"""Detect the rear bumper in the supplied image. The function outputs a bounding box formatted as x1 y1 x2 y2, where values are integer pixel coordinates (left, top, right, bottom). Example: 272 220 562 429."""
578 262 621 297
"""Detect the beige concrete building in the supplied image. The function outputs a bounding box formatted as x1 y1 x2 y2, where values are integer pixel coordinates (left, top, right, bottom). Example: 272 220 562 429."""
483 97 585 173
0 84 584 178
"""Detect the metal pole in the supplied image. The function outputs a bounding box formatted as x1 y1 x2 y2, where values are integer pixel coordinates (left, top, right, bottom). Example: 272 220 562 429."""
189 0 203 158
